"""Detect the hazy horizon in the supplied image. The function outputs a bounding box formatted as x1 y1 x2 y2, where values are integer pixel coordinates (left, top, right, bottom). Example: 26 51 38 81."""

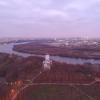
0 0 100 38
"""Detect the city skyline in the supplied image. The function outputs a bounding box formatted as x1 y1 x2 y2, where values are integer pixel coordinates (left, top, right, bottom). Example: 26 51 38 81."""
0 0 100 38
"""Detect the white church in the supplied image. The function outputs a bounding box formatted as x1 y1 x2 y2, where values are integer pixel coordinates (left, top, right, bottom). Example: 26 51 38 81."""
43 54 52 71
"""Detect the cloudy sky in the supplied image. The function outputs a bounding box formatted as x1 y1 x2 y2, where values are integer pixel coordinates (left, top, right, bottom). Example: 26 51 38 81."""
0 0 100 38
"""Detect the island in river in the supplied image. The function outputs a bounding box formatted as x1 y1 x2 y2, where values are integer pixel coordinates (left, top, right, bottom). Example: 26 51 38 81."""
13 39 100 59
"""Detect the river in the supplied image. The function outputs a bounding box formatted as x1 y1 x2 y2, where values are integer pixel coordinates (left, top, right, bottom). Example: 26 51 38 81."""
0 42 100 65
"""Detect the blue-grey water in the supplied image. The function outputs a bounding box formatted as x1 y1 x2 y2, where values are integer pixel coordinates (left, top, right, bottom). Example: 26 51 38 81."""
0 42 100 65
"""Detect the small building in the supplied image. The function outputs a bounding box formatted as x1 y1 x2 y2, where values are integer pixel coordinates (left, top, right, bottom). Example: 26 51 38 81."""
43 54 52 71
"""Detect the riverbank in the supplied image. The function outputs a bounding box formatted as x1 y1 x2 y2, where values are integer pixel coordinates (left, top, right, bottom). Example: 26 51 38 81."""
13 42 100 59
0 42 100 64
0 52 100 100
0 52 99 84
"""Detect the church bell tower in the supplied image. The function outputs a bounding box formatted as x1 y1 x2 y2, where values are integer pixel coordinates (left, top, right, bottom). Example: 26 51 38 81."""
43 54 52 71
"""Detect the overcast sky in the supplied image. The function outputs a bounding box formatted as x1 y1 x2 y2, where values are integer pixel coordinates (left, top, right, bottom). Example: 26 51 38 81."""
0 0 100 38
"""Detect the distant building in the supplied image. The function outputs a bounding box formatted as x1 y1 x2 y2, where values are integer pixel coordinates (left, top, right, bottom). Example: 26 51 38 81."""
43 54 52 71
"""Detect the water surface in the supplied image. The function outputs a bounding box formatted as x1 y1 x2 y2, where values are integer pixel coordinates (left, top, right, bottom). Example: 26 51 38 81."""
0 42 100 65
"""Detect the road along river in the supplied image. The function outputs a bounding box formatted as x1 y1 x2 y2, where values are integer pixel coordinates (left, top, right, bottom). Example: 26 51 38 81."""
0 42 100 65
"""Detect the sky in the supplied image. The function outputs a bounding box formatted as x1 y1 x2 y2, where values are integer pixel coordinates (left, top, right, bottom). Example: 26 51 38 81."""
0 0 100 38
